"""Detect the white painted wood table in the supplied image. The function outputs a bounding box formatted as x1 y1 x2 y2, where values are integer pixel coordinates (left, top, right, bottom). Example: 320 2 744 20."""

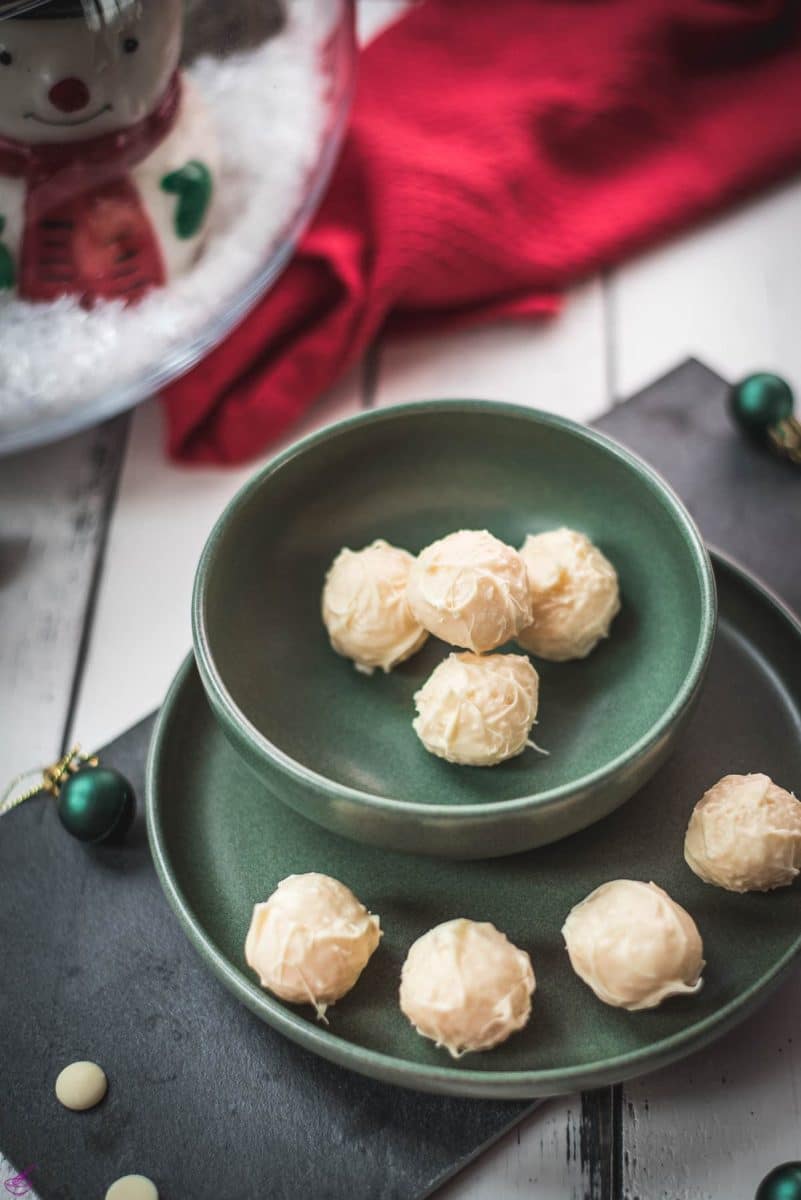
2 5 800 1196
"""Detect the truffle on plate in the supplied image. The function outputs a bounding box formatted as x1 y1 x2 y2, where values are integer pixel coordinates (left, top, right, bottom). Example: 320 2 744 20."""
399 918 535 1057
406 530 532 653
684 773 801 893
413 651 539 767
517 528 620 661
245 873 381 1019
562 880 704 1011
322 539 428 674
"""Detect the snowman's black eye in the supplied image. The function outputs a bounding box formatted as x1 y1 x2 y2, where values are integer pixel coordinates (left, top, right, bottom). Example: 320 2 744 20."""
122 36 139 54
0 50 13 67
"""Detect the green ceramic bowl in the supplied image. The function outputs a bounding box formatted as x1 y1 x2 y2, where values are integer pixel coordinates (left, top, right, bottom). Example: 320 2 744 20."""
192 401 716 859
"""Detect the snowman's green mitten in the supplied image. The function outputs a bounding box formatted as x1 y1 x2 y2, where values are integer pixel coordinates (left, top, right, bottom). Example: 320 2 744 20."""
160 161 213 240
0 217 15 290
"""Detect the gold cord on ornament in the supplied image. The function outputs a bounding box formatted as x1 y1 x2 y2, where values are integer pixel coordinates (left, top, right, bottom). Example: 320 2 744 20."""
767 415 801 464
0 746 98 817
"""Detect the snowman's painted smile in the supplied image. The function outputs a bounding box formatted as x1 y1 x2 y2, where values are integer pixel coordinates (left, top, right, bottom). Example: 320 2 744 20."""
25 104 113 128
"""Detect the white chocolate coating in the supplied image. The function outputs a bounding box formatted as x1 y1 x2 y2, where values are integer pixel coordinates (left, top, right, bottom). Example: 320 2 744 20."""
562 880 704 1011
245 874 381 1019
517 528 620 661
413 652 539 767
54 1061 107 1111
684 773 801 893
399 919 535 1057
406 530 532 653
322 540 428 674
105 1177 159 1200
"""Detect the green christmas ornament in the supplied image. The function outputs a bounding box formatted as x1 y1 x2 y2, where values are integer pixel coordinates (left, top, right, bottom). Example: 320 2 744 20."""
57 767 135 845
0 745 135 846
729 373 801 463
756 1162 801 1200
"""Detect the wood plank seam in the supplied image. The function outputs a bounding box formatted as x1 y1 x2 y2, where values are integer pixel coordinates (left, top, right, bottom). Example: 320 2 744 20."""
60 413 131 755
362 340 382 408
602 269 620 406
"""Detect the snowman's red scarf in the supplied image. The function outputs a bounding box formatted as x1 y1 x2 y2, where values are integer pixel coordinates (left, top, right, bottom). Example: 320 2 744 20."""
0 71 181 305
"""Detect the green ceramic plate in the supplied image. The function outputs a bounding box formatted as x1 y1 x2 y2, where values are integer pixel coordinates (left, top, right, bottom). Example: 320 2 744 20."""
192 401 716 858
148 552 801 1099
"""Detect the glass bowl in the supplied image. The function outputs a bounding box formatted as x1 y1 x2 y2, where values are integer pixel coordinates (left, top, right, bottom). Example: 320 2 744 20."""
0 0 356 454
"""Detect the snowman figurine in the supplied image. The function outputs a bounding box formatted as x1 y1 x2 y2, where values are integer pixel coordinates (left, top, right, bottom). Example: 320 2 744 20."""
0 0 217 306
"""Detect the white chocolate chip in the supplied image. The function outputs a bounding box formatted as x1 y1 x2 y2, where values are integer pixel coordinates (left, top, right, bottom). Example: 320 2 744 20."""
54 1061 107 1111
105 1175 159 1200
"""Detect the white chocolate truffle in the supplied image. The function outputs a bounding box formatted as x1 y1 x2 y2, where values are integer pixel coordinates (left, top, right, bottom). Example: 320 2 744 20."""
413 652 539 767
399 919 535 1057
245 873 381 1019
322 539 428 674
562 880 704 1011
684 773 801 893
406 530 532 653
517 528 620 661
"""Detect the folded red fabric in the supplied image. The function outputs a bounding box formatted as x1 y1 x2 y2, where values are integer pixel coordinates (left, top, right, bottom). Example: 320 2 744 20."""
164 0 801 463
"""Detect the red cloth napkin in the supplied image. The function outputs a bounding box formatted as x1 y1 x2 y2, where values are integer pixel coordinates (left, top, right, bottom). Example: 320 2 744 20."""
165 0 801 463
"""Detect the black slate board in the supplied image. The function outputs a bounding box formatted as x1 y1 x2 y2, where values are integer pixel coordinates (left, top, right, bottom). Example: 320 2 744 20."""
1 360 797 1200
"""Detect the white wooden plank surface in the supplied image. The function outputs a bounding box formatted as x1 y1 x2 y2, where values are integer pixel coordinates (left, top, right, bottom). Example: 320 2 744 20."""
355 0 410 45
623 976 801 1200
0 420 126 780
374 281 609 424
609 176 801 401
436 1103 583 1200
